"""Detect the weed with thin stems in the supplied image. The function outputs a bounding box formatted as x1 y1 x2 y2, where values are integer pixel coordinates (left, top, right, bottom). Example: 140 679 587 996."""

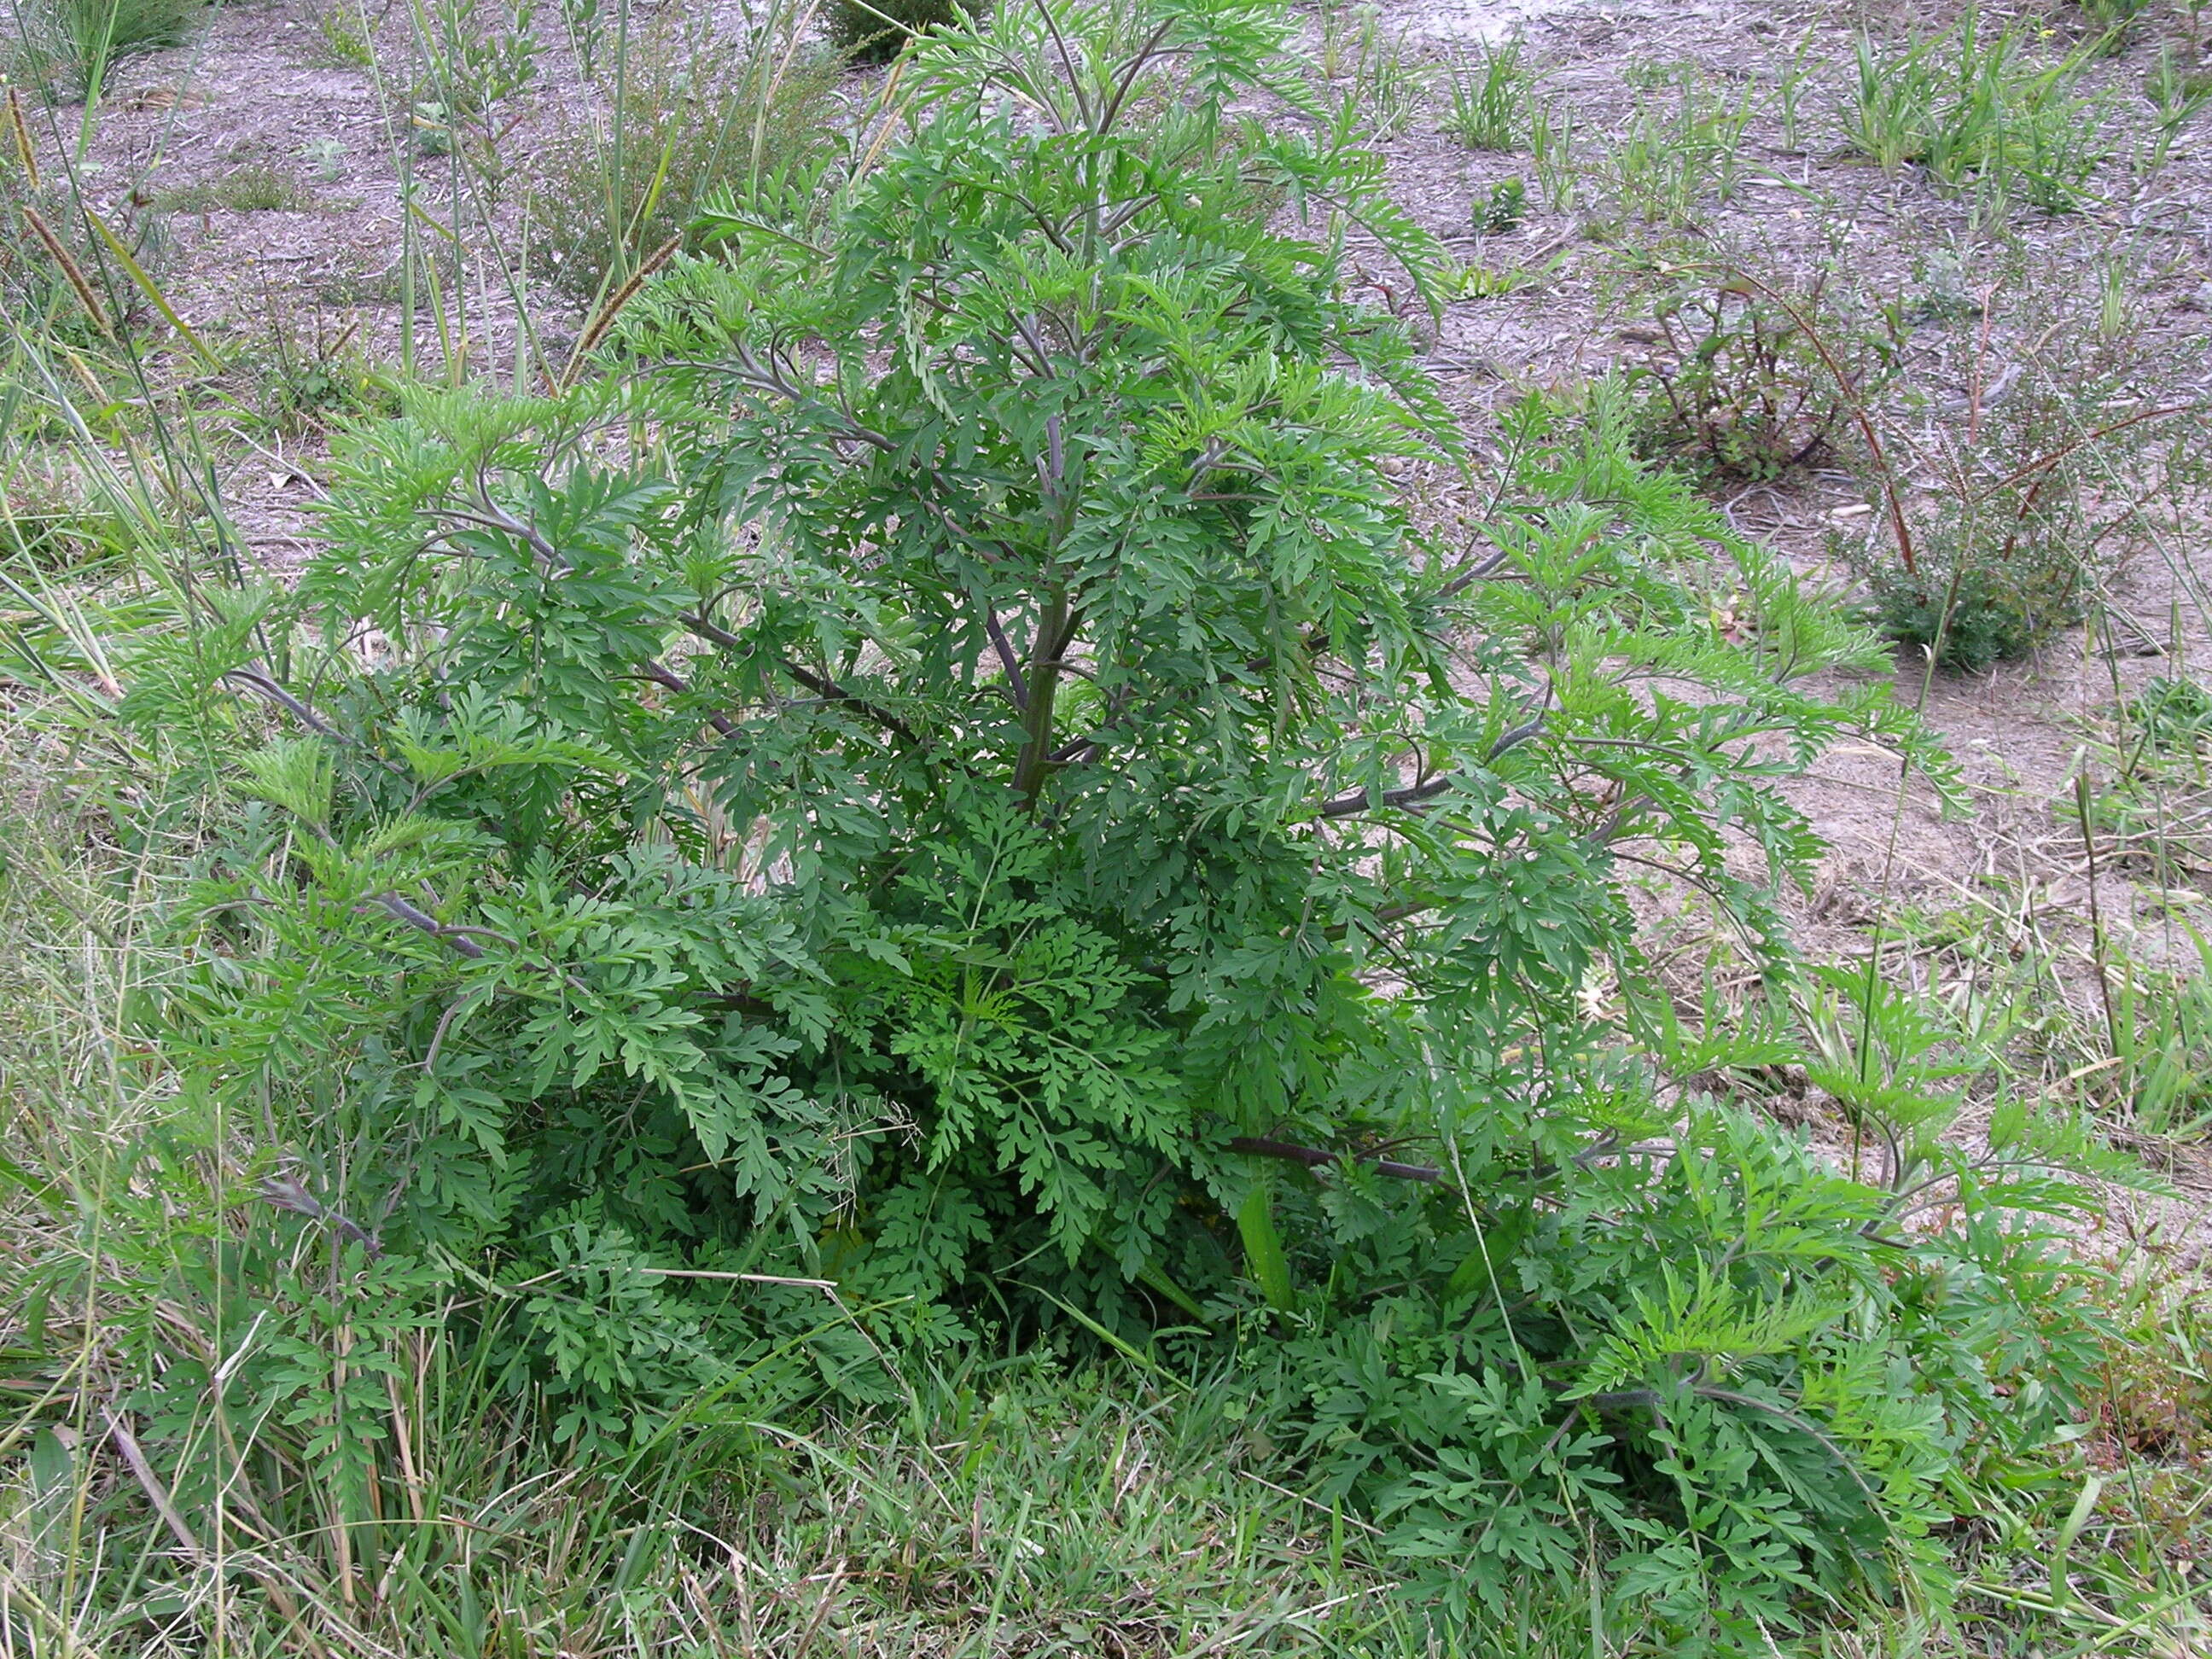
1625 259 1888 482
1852 324 2201 671
525 9 843 305
1586 65 1752 224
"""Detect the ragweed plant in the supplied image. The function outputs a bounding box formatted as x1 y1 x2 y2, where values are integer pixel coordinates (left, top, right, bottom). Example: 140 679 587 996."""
45 0 2125 1644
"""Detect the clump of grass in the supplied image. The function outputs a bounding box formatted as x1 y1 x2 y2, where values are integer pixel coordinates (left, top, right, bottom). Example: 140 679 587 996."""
0 117 171 345
1313 2 1429 138
9 0 201 99
1441 34 1534 149
1840 11 2114 213
825 0 973 62
2140 44 2212 172
2076 677 2212 915
526 18 843 303
155 165 316 214
0 462 125 568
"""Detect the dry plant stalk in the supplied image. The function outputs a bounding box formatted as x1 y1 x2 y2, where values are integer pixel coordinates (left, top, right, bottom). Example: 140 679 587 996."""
561 232 681 387
7 87 38 186
21 205 114 341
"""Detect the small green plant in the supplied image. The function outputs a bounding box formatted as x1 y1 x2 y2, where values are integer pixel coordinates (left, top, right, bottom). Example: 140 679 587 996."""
1852 375 2118 672
1829 239 2202 672
298 137 349 182
411 98 455 156
2129 675 2212 754
432 0 541 111
827 0 972 61
1901 244 1984 325
311 0 375 68
560 0 602 73
314 252 406 307
155 165 316 214
2104 950 2212 1140
0 463 125 568
1856 509 2093 672
1475 174 1525 235
238 305 387 435
526 15 843 303
1441 34 1534 150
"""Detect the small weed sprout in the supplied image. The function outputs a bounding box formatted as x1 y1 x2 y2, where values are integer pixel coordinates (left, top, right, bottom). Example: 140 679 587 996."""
1528 96 1577 210
299 137 348 182
2081 678 2212 894
2075 0 2152 52
1476 175 1527 236
561 0 602 74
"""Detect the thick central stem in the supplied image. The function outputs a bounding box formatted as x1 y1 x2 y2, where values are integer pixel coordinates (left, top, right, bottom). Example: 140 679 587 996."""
1012 583 1069 806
